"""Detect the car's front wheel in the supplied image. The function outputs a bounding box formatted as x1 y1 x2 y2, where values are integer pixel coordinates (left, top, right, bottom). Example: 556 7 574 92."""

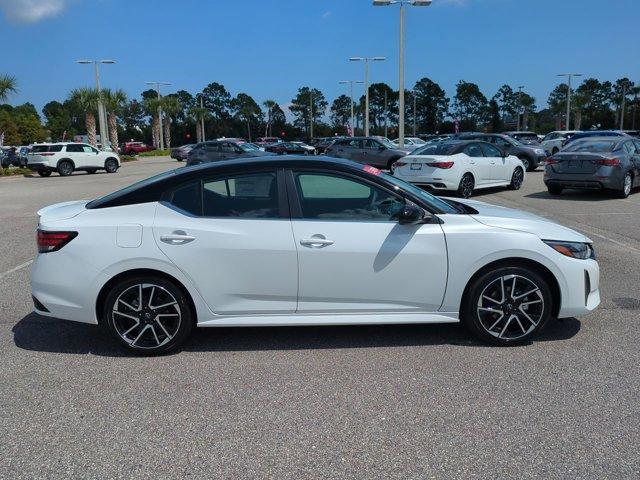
103 276 194 355
462 266 553 345
105 158 119 173
519 156 532 171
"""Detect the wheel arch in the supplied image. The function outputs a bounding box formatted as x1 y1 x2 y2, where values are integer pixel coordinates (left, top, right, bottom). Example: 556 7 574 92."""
104 156 120 168
461 257 561 318
95 268 198 326
56 157 75 169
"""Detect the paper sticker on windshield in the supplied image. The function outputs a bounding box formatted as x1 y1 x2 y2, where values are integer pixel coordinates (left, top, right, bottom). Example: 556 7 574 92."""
363 165 381 176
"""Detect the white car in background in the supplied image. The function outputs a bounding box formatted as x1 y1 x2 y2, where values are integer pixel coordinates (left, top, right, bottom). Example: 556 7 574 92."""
392 136 427 150
27 142 121 177
393 140 525 198
540 131 579 154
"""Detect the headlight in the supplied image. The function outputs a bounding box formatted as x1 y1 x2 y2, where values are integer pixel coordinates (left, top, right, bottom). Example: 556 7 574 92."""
534 148 546 155
543 240 595 260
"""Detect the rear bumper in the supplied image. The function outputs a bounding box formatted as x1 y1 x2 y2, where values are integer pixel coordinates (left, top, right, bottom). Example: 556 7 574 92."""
26 162 52 171
544 175 620 190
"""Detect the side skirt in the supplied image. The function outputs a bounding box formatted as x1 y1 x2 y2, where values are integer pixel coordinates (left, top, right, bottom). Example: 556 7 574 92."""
197 312 460 327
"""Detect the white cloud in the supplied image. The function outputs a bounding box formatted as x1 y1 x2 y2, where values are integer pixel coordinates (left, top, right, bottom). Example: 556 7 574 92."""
0 0 67 23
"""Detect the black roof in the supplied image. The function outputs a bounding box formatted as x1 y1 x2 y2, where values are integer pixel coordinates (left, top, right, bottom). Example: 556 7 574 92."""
87 156 378 209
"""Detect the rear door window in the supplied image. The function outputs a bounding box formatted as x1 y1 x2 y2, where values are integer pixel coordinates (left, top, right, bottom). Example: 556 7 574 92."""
203 172 279 218
66 144 84 153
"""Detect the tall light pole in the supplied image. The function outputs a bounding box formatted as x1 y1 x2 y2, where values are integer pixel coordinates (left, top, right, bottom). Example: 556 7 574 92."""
146 81 172 150
557 73 582 130
384 89 388 137
516 85 524 131
413 89 417 136
309 90 314 139
77 59 115 149
197 93 206 142
349 56 386 136
373 0 432 147
339 80 364 136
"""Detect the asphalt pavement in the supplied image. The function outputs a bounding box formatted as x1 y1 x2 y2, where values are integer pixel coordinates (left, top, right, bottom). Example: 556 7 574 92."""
1 157 639 479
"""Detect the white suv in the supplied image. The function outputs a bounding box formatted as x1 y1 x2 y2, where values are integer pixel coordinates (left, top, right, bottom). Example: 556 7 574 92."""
27 143 121 177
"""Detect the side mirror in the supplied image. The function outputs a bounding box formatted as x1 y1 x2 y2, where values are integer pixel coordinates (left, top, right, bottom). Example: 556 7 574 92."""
398 204 428 225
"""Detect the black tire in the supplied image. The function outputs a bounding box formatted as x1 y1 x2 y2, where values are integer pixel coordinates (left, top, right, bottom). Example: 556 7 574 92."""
103 275 194 355
519 156 533 171
551 147 559 154
613 172 633 199
461 266 553 346
457 173 475 198
86 169 97 174
387 158 400 171
104 158 119 173
547 184 563 195
57 160 74 177
509 167 524 190
38 170 51 177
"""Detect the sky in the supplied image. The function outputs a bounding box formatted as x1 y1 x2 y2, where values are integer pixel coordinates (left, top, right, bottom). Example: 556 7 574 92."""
1 0 639 118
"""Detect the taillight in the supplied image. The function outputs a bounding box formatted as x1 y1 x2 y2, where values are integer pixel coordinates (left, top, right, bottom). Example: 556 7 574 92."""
37 230 77 253
39 152 55 156
426 161 454 169
593 158 620 166
393 161 407 169
544 157 557 165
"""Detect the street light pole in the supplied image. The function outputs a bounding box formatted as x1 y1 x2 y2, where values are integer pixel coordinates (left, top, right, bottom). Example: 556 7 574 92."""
309 90 314 139
350 56 385 137
516 85 524 131
384 89 388 138
199 94 206 142
77 59 115 149
557 73 582 130
146 81 171 150
373 0 432 147
413 88 417 136
339 80 364 136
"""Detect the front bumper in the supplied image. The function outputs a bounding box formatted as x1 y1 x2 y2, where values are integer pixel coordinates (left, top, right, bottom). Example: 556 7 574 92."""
557 258 600 318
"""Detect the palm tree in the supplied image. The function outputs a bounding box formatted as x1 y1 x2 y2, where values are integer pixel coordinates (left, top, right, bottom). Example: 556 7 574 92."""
0 75 17 103
263 99 277 137
143 97 162 148
69 87 100 147
101 88 128 152
188 103 210 143
160 96 181 149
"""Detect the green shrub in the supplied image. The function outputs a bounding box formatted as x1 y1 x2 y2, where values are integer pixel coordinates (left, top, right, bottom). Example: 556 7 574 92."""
0 167 32 177
120 155 137 163
138 149 170 157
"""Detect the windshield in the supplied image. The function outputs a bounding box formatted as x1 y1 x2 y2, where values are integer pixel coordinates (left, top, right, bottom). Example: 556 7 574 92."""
238 143 259 152
564 140 616 152
411 143 458 156
378 138 397 149
380 172 459 214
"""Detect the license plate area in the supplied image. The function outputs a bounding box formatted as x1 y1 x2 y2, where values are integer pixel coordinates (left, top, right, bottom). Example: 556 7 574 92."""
410 163 422 170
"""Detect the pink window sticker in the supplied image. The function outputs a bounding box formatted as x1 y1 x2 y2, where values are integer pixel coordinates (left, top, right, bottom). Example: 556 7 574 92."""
363 165 381 176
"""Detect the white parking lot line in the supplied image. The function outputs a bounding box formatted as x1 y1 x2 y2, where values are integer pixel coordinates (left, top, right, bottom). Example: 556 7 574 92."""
0 259 33 282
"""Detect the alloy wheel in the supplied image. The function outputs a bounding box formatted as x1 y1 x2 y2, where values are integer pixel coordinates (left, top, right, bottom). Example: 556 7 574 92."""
459 174 474 198
624 174 632 196
511 168 524 189
476 274 544 341
112 283 182 350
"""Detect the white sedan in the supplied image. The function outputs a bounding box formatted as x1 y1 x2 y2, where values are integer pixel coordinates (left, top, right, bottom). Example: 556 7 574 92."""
31 156 599 354
393 140 526 198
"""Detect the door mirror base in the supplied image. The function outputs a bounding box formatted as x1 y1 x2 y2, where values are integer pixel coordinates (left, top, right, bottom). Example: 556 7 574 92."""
398 203 431 225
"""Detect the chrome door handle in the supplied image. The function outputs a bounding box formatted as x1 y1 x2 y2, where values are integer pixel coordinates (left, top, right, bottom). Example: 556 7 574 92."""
160 232 195 244
300 238 334 248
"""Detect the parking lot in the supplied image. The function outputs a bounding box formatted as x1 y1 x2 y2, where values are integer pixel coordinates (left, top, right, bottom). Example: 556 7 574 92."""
1 157 639 478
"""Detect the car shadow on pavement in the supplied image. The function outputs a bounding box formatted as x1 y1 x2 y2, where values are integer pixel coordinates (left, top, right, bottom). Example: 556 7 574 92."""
525 190 618 201
12 312 581 357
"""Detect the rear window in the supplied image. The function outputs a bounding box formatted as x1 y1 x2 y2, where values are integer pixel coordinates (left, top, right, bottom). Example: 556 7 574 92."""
31 145 63 153
412 143 458 156
564 140 616 153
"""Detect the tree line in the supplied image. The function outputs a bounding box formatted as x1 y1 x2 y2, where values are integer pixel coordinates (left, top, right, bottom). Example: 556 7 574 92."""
0 74 638 147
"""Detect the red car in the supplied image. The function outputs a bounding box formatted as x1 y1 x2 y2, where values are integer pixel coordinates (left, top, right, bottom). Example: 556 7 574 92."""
254 137 282 147
119 141 155 155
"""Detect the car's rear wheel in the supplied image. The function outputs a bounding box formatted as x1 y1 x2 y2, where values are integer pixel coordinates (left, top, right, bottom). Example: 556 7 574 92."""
457 173 475 198
614 172 633 198
105 158 119 173
57 160 74 176
509 167 524 190
462 266 553 345
547 184 562 195
103 276 194 355
37 170 51 177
